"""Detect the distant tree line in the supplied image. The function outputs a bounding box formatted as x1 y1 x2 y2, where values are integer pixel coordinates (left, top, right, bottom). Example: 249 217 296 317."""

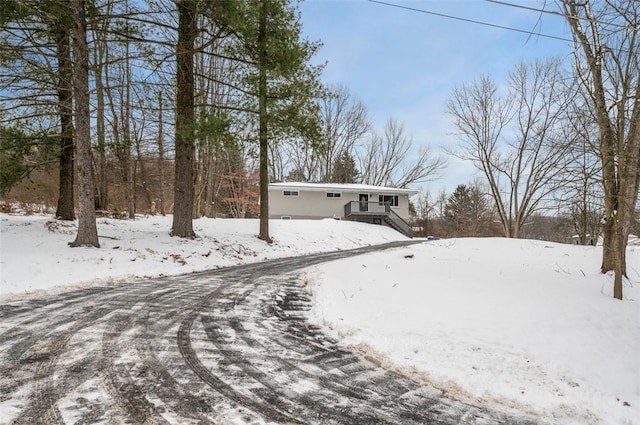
410 180 608 244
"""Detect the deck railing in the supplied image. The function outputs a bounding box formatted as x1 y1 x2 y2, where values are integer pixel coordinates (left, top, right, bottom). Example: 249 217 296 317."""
344 200 388 215
386 208 413 237
344 201 412 237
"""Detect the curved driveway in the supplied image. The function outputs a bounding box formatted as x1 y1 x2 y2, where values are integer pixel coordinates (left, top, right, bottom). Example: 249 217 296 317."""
0 241 536 424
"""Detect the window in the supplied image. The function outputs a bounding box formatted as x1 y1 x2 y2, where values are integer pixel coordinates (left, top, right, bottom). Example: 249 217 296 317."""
281 216 292 220
283 190 299 197
378 194 399 207
326 192 342 199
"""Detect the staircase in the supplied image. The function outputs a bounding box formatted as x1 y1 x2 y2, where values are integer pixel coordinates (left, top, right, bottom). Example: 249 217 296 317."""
344 201 413 238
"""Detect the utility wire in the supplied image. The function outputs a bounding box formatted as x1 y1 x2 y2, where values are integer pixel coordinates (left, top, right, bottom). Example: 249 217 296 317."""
485 0 630 30
367 0 574 43
486 0 570 20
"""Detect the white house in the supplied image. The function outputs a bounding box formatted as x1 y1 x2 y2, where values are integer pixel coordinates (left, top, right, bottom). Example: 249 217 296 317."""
268 182 418 237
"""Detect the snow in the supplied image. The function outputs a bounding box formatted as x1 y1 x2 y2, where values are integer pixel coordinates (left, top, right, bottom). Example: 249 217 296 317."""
307 238 640 425
0 213 405 301
1 212 639 424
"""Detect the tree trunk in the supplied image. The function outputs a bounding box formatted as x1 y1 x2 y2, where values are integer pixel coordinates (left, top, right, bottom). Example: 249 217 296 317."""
600 131 618 273
257 0 271 242
136 138 152 208
579 186 588 245
612 219 625 300
69 0 99 248
600 210 615 272
127 155 136 218
560 1 640 301
95 74 108 210
124 40 135 220
612 170 638 299
54 21 75 221
172 0 197 238
157 92 166 216
94 26 108 211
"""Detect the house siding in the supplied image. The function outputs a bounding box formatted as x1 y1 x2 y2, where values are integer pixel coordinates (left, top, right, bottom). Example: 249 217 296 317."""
269 189 357 219
268 185 413 221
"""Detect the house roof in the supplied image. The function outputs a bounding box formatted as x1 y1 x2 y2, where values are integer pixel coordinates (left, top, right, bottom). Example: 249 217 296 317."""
268 182 419 195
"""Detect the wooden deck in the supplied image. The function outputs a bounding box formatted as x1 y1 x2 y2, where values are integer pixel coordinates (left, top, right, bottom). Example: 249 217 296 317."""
344 201 413 237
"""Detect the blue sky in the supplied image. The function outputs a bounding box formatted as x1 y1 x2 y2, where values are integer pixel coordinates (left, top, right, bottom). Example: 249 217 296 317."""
297 0 574 195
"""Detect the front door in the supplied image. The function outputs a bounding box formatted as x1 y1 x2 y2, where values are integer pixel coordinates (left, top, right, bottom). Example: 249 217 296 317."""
359 194 369 212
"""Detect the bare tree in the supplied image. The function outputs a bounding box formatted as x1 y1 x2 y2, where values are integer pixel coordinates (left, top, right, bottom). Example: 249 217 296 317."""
91 0 114 212
123 36 135 219
279 137 314 181
561 0 640 300
447 59 569 238
359 118 444 188
192 18 238 219
278 83 369 183
555 85 603 245
468 178 497 236
317 83 370 181
0 1 76 219
157 91 167 216
102 29 138 220
412 188 436 236
220 146 259 218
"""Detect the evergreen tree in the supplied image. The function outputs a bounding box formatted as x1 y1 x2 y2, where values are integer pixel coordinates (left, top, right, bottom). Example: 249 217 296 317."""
231 0 322 242
330 150 359 183
69 0 99 247
444 185 473 237
171 0 198 238
444 183 493 237
0 124 39 195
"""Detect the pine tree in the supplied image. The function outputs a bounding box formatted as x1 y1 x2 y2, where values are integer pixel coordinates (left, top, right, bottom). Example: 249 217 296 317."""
231 0 322 242
330 151 359 183
444 185 473 237
171 0 198 238
69 0 99 247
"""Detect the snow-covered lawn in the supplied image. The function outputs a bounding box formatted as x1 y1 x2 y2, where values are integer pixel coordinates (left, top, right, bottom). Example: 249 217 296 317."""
0 213 406 300
307 238 640 425
1 213 638 424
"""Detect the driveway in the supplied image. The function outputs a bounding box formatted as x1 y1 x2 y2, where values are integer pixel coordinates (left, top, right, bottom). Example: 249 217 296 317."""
0 241 536 424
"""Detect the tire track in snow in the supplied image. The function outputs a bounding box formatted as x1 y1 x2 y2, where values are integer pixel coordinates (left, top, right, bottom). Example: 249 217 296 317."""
11 307 115 425
0 241 537 424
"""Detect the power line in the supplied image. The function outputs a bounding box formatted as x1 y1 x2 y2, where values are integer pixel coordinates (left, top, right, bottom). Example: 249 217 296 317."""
366 0 574 43
485 0 630 30
486 0 569 20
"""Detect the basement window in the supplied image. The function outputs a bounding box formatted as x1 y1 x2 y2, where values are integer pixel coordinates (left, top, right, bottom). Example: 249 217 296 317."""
283 190 299 197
